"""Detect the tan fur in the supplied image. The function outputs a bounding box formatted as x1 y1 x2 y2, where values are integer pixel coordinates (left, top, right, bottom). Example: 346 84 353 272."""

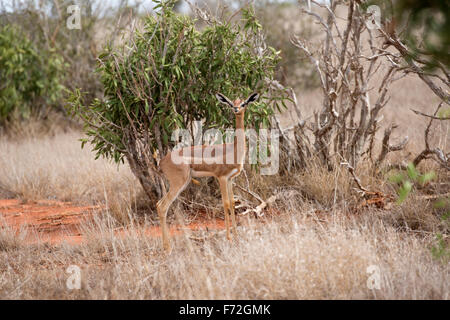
156 94 257 251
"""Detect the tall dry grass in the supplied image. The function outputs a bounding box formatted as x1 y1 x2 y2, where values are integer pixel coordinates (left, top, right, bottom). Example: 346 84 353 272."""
0 130 139 205
0 128 448 299
0 210 448 299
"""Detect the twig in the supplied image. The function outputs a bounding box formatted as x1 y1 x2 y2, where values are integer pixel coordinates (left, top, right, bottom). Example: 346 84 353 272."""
415 192 450 201
235 184 264 204
376 123 409 167
411 108 450 121
341 162 369 194
412 103 450 170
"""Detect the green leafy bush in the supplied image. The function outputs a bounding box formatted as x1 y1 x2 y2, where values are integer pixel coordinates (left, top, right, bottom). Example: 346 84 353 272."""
0 25 66 124
1 0 146 109
68 0 287 202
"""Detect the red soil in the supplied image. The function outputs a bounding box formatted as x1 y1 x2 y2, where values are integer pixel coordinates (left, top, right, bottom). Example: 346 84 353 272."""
0 199 99 245
0 199 227 245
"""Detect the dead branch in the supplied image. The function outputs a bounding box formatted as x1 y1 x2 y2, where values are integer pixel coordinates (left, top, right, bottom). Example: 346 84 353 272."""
412 103 450 170
411 109 450 121
237 190 297 217
341 162 394 210
235 169 298 217
288 1 406 170
376 123 409 167
341 162 369 194
239 194 278 217
379 28 450 102
415 192 450 201
235 184 265 205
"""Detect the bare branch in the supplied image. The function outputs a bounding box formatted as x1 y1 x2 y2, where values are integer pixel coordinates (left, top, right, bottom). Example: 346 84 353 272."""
412 103 450 170
376 123 409 167
341 162 369 193
411 108 450 121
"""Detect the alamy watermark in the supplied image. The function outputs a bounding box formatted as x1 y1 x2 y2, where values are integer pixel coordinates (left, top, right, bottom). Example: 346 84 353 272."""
365 5 382 30
171 121 280 175
67 5 81 30
66 265 81 290
366 265 381 290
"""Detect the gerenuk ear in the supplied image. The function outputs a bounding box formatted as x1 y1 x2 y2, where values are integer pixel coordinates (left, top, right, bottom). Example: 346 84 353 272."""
215 93 234 108
244 93 259 105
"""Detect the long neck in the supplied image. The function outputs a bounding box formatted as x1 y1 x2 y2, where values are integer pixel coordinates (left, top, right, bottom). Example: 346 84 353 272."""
234 113 246 164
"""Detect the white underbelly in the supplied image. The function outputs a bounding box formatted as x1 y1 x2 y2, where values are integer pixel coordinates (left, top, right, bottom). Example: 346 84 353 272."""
227 168 239 179
191 170 216 178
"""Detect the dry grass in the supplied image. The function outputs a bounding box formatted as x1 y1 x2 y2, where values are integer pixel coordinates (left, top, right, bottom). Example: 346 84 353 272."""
0 219 28 252
0 211 448 299
0 130 140 205
0 127 448 299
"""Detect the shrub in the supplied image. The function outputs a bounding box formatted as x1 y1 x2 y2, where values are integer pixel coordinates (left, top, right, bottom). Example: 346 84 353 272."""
68 0 287 205
0 25 66 125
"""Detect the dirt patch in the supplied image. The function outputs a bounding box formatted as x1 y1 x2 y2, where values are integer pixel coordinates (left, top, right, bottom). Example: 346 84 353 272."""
0 199 228 245
0 199 99 245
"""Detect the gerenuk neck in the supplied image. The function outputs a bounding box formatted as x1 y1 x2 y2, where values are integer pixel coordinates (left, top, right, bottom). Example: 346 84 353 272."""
233 113 246 165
